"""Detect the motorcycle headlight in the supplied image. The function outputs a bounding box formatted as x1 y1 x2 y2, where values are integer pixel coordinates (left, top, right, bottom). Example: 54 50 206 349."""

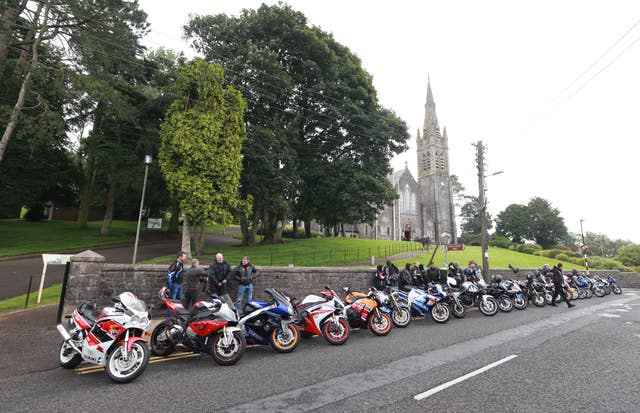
130 315 140 325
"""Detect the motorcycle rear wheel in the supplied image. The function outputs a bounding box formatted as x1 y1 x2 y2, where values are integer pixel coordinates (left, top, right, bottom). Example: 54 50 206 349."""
322 318 350 345
513 296 528 310
58 340 82 369
270 324 300 353
497 296 513 312
150 320 177 357
532 293 546 307
106 341 149 383
368 312 392 336
391 306 411 328
211 330 246 366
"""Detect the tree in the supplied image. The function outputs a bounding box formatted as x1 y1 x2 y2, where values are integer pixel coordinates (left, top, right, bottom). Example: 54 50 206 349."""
159 58 246 257
615 243 640 267
184 3 409 245
495 204 529 243
459 195 492 238
526 197 568 249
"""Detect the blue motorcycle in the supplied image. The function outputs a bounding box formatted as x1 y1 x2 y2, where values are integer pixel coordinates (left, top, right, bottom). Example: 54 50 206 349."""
394 284 450 323
607 276 622 295
233 288 300 353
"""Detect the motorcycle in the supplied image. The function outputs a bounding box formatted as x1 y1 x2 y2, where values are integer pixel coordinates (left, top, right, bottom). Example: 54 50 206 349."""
57 292 150 383
437 277 466 318
343 287 393 336
608 275 622 295
595 276 612 295
394 284 451 323
293 286 350 345
233 288 300 353
520 272 546 307
487 276 514 312
380 287 412 328
500 278 528 310
458 279 499 316
150 287 246 365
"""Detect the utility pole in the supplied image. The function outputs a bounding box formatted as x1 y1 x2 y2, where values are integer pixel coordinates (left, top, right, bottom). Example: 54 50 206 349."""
474 141 490 281
580 219 589 275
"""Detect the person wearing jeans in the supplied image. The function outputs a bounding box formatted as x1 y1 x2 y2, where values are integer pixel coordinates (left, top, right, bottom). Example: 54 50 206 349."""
166 251 186 316
233 256 258 313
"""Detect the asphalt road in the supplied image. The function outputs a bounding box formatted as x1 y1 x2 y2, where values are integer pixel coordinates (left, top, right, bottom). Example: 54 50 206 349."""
0 231 239 300
1 292 639 412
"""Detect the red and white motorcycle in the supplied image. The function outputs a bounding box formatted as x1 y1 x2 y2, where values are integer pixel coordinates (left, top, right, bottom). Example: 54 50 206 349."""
293 286 350 345
56 292 151 383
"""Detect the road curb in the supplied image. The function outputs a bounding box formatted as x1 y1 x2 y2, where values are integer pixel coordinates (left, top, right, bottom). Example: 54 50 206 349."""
0 303 57 319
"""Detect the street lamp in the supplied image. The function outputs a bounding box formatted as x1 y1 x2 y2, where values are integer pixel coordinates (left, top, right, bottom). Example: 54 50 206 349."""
479 170 503 281
579 219 589 275
440 231 452 265
132 155 152 264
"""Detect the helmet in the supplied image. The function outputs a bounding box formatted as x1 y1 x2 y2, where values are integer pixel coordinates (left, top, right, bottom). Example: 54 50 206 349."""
526 272 534 280
492 274 503 283
158 286 170 299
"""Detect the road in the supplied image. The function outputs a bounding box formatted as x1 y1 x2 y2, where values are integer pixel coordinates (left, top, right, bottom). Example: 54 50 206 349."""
0 231 239 300
1 292 639 412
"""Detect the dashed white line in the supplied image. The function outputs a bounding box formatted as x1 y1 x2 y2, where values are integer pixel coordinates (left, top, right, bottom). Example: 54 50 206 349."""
413 355 518 401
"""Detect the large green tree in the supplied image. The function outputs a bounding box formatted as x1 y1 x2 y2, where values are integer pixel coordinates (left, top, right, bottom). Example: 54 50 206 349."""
495 204 529 243
615 243 640 267
159 58 246 257
184 3 409 245
459 195 492 238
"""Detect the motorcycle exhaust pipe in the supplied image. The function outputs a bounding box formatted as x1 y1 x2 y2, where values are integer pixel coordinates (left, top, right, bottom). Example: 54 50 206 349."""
56 324 82 354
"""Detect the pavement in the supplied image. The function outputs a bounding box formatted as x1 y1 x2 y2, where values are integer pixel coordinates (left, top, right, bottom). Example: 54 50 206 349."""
0 229 241 301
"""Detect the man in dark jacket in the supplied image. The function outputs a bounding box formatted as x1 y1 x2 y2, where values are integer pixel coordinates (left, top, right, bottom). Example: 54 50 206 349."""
208 252 231 296
183 259 206 309
383 260 399 287
551 263 575 308
233 256 258 313
167 251 186 300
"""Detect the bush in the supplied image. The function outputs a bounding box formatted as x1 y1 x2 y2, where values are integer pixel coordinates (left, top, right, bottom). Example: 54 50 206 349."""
601 259 625 270
282 227 324 238
555 253 569 262
459 233 480 246
616 243 640 266
515 243 542 255
539 248 577 259
490 234 513 249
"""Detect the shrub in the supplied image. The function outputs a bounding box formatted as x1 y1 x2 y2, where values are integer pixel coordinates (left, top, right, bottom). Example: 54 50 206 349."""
616 243 640 266
490 234 513 249
459 233 480 246
24 204 47 222
515 243 542 255
555 253 569 262
601 259 625 270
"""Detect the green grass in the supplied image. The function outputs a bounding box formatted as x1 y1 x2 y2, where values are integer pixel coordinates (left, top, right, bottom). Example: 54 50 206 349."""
142 238 423 266
0 283 61 314
0 219 235 257
410 245 586 270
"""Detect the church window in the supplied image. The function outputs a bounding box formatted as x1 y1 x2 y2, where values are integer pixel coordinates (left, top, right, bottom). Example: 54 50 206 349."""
422 152 431 171
436 152 446 170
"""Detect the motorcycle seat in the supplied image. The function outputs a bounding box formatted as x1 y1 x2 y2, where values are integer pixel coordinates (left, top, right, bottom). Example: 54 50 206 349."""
175 307 191 316
78 302 99 325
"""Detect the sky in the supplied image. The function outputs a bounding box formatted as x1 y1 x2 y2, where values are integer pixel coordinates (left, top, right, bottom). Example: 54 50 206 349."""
138 0 640 243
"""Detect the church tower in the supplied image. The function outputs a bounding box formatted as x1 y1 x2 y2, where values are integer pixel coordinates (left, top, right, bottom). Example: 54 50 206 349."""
416 79 457 243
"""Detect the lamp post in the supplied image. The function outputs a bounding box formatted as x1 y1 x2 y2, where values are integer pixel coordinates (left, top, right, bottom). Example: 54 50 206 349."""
132 155 152 264
579 219 589 275
440 231 452 266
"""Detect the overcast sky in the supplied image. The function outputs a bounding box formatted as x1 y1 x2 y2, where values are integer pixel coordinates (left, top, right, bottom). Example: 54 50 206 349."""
138 0 640 243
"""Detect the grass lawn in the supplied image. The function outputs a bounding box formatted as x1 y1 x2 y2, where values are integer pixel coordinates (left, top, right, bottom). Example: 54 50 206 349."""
0 219 233 257
410 245 586 271
0 283 61 314
143 238 423 267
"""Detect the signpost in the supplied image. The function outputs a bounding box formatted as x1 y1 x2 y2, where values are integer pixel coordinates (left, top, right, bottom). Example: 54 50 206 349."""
147 218 162 229
446 244 466 251
38 254 73 303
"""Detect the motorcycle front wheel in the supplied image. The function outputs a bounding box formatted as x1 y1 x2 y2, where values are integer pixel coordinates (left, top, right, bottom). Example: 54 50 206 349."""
431 303 451 323
532 292 546 307
58 340 82 369
150 320 177 357
513 295 528 310
106 341 149 383
270 324 300 353
322 318 350 345
613 285 622 295
211 330 246 365
391 306 412 328
452 302 466 319
479 297 498 316
594 287 605 297
497 296 513 312
368 312 392 336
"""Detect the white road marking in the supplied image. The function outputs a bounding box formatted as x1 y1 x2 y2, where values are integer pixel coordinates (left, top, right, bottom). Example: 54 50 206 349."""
609 309 630 312
599 313 621 318
413 355 518 401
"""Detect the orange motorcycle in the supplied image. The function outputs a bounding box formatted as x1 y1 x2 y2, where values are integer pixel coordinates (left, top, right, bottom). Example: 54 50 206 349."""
342 287 392 336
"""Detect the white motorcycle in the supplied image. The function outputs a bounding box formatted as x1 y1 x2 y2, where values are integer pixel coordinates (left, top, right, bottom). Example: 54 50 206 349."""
57 292 151 383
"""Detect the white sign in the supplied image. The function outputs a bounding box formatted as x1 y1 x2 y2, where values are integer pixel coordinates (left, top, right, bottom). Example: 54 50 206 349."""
147 218 162 229
38 254 73 303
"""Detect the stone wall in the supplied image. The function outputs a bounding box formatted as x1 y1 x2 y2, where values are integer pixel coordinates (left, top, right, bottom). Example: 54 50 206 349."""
63 250 640 317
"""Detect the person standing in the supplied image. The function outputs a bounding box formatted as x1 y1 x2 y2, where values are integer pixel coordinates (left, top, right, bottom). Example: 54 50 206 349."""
208 252 231 296
463 260 481 283
167 251 186 301
183 259 206 309
373 264 386 290
399 263 413 290
551 263 575 308
233 256 258 313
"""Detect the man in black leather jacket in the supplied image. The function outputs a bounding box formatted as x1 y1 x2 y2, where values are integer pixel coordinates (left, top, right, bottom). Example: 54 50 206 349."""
551 263 575 308
208 253 231 296
233 256 258 313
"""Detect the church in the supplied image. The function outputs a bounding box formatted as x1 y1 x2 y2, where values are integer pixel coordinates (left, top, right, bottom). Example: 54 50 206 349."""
351 80 457 243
